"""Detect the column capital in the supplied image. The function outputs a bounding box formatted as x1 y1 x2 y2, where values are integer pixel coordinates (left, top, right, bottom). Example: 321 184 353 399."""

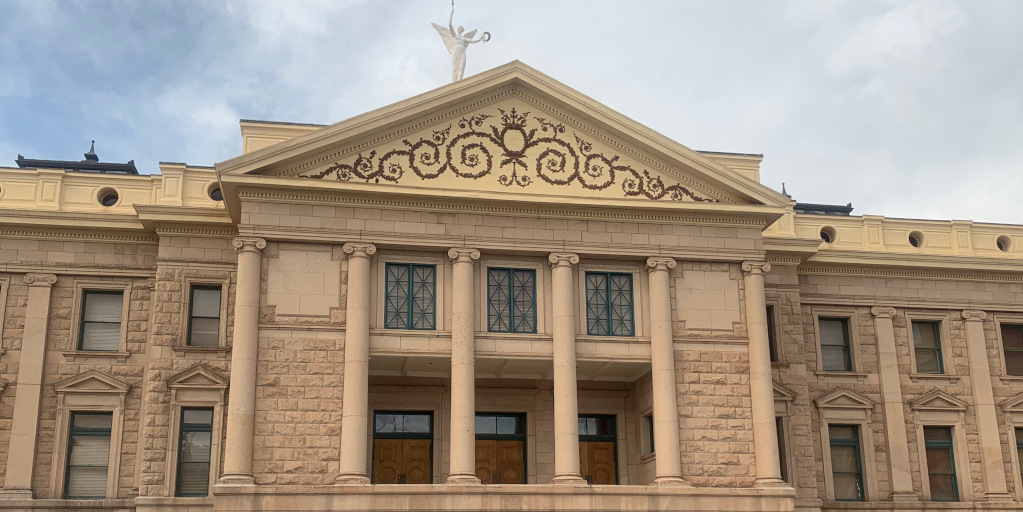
447 248 481 263
870 306 897 319
342 243 377 260
962 309 987 321
232 237 266 253
741 261 771 275
548 253 580 268
646 257 677 272
22 273 57 287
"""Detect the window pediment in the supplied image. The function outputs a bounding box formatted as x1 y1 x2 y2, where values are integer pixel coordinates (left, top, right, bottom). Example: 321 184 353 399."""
167 364 229 391
815 389 874 410
54 370 130 395
910 390 967 412
1000 392 1023 412
773 381 796 403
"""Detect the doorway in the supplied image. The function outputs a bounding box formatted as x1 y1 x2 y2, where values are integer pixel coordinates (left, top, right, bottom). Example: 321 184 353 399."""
372 412 433 484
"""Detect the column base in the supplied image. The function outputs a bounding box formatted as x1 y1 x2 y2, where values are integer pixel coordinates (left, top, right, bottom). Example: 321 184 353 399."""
653 476 691 486
890 492 918 502
218 474 256 486
984 491 1015 502
445 474 482 485
0 489 34 500
552 474 588 486
335 474 371 485
753 477 788 488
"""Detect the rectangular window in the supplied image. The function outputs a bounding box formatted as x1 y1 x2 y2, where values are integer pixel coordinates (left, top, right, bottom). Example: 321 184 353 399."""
913 321 943 374
384 264 436 330
1002 324 1023 376
578 414 618 485
188 286 222 347
475 413 526 484
642 414 655 455
176 408 214 497
828 424 864 501
585 272 634 336
776 416 788 483
487 268 537 333
819 317 852 372
924 426 959 501
78 291 123 351
1016 427 1023 482
767 305 778 362
65 412 112 499
372 412 433 484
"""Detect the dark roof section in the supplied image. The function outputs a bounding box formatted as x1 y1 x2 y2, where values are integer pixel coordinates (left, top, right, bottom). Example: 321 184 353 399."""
15 141 139 175
696 150 764 158
240 119 327 128
794 202 854 216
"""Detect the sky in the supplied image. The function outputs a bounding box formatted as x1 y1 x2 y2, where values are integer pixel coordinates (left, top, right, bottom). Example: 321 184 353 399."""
2 0 1021 224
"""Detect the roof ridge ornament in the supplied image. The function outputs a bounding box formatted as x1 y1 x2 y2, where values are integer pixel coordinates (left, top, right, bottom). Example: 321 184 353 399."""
84 140 99 162
432 0 490 82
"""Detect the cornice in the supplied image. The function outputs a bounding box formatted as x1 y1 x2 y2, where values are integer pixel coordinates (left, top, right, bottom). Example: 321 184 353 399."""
799 264 1023 283
0 226 157 244
0 264 156 277
799 296 1023 313
153 226 238 239
805 249 1023 273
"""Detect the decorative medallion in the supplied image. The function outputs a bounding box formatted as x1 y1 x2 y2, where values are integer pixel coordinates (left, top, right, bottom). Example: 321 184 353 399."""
303 108 717 202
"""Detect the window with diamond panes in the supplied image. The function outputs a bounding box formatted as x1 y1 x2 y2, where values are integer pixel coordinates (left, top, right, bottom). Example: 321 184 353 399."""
384 263 436 330
585 272 634 336
487 268 536 333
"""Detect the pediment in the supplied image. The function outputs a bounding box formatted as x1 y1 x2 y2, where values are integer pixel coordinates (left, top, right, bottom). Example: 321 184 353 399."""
168 364 229 390
773 381 796 402
217 61 789 211
815 389 874 410
55 370 130 395
911 390 967 412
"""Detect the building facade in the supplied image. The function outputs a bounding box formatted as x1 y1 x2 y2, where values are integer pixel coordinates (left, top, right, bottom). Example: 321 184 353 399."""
0 62 1022 512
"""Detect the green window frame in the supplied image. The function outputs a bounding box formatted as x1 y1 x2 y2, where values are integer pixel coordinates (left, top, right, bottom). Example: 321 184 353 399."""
828 424 864 501
766 305 778 362
64 412 112 499
644 414 655 454
776 416 788 483
912 321 944 374
1016 427 1023 483
487 268 537 333
819 317 852 372
384 263 436 330
187 285 222 347
924 426 959 501
585 272 634 336
78 290 123 351
1002 324 1023 376
176 408 214 497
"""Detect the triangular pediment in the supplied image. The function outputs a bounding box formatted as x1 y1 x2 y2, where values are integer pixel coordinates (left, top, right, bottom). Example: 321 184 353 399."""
168 364 229 390
55 370 130 394
217 61 789 214
1001 392 1023 412
773 381 796 402
815 389 874 410
911 390 967 412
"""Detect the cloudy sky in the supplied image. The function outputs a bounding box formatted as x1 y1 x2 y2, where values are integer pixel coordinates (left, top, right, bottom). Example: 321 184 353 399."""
2 0 1021 223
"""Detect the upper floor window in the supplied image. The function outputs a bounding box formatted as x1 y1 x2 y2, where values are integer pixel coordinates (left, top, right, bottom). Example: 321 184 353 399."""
487 268 536 333
924 426 959 501
766 305 779 362
1002 324 1023 376
188 286 222 347
78 291 123 351
176 408 214 496
384 263 436 330
585 272 634 336
912 321 944 374
819 317 852 372
64 412 112 499
828 424 864 501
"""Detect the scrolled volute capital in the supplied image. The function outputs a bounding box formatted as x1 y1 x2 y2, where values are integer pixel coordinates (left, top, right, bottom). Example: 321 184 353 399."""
961 309 987 321
548 253 580 268
741 261 772 275
23 273 57 286
447 248 481 263
870 306 897 319
342 243 377 259
232 237 267 253
646 257 677 272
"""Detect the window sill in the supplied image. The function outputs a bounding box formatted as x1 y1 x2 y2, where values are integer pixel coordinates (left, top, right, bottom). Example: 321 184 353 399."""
62 350 130 363
814 371 869 382
909 373 961 384
576 335 650 344
1000 375 1023 384
172 346 231 356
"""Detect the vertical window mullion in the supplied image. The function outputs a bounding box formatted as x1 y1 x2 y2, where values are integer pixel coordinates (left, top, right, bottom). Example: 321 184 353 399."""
506 269 515 332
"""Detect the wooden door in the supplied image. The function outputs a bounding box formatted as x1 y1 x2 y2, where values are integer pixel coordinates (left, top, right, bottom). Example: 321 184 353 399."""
475 440 498 483
580 441 617 485
373 439 432 484
476 440 525 484
403 439 432 484
373 438 403 484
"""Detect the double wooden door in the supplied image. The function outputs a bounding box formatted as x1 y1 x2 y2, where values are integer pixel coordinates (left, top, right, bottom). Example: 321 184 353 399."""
372 439 432 484
475 440 525 484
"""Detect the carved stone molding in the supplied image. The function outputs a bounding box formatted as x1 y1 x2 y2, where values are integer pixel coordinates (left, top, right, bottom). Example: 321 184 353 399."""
646 257 677 272
23 273 57 286
447 248 481 263
0 378 8 395
232 237 267 253
741 261 772 274
342 243 378 260
548 253 580 268
870 306 897 319
961 309 987 321
141 278 156 290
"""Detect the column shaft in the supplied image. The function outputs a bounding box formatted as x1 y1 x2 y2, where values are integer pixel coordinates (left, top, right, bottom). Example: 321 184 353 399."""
447 248 481 484
549 253 585 485
219 237 265 485
2 273 56 498
646 258 686 485
741 262 784 487
337 243 376 484
962 310 1012 501
871 307 917 501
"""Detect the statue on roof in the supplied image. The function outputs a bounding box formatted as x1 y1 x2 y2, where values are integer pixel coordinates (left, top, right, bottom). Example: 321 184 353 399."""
432 1 490 82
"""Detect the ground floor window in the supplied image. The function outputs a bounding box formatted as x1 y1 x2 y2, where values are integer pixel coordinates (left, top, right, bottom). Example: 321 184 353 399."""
828 424 864 501
65 412 112 499
372 412 433 484
924 426 959 501
475 413 526 483
578 414 618 485
176 408 214 496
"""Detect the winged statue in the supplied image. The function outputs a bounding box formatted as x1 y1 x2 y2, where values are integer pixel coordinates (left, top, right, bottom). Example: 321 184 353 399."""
432 1 490 82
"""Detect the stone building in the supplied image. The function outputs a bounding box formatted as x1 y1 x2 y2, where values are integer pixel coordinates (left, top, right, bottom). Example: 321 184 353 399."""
0 61 1021 512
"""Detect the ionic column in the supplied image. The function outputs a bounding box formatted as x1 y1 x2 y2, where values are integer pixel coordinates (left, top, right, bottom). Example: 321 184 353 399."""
870 306 917 501
336 243 376 484
741 261 784 487
962 310 1013 501
219 237 265 485
447 248 481 484
549 253 586 485
645 258 687 485
1 273 56 498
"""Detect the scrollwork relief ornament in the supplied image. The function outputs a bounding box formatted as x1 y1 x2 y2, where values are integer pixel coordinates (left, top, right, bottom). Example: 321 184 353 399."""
741 261 771 274
961 309 987 321
23 273 57 286
870 306 896 319
447 248 481 262
232 237 267 253
305 108 717 203
342 243 377 259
